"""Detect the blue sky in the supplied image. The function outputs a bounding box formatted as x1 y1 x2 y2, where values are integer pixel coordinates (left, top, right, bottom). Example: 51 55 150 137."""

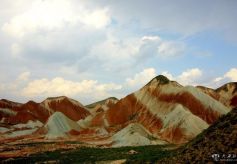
0 0 237 104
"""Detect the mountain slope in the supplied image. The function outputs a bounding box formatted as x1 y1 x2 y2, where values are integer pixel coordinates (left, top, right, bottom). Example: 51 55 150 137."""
41 96 90 121
44 112 81 138
112 123 167 147
90 75 230 144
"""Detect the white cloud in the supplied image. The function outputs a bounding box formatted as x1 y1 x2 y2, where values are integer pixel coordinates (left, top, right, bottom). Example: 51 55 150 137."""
224 68 237 81
161 68 203 86
21 77 122 99
2 0 110 38
80 7 110 29
158 41 186 58
141 36 161 42
161 71 174 80
212 68 237 87
126 68 156 88
90 34 180 71
213 77 223 83
177 68 202 85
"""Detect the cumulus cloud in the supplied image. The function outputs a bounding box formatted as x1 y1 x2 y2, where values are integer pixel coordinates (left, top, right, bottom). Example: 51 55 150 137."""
160 71 174 80
126 67 204 89
161 68 203 86
224 68 237 81
2 0 110 38
177 68 202 85
126 68 156 88
212 68 237 87
21 77 122 101
89 34 164 71
141 36 161 42
90 33 185 72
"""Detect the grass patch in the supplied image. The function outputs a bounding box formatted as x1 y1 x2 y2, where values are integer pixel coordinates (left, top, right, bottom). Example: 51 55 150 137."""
7 145 175 163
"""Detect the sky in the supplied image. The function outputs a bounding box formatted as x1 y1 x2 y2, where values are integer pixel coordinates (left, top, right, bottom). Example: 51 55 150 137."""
0 0 237 104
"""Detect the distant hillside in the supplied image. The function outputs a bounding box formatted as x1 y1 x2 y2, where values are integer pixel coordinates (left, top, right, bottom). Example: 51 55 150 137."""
86 97 118 109
197 82 237 108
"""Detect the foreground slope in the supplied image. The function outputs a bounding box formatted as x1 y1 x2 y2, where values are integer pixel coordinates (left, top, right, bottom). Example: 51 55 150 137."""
159 108 237 163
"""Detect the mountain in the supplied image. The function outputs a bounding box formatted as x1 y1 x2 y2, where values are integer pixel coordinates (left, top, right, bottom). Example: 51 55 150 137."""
0 96 90 140
0 96 90 125
159 107 237 163
0 75 234 148
41 96 90 121
44 112 81 139
89 75 230 144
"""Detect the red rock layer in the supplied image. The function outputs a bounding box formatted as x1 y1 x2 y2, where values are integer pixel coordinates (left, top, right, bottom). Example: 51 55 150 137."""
159 126 186 144
44 98 90 121
0 99 22 109
6 111 37 124
150 90 220 124
90 112 104 127
20 101 49 123
68 129 97 136
91 94 163 135
0 97 90 125
231 95 237 107
106 94 136 125
91 86 224 144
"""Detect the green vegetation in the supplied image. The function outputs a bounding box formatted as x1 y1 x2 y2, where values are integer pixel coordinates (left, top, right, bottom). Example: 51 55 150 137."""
146 75 170 86
179 110 234 151
128 113 138 121
7 144 175 163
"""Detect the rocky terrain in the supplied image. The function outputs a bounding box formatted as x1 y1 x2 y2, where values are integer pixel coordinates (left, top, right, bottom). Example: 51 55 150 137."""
158 108 237 163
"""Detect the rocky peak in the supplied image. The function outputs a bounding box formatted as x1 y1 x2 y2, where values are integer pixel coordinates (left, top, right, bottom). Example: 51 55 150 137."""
146 75 170 86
